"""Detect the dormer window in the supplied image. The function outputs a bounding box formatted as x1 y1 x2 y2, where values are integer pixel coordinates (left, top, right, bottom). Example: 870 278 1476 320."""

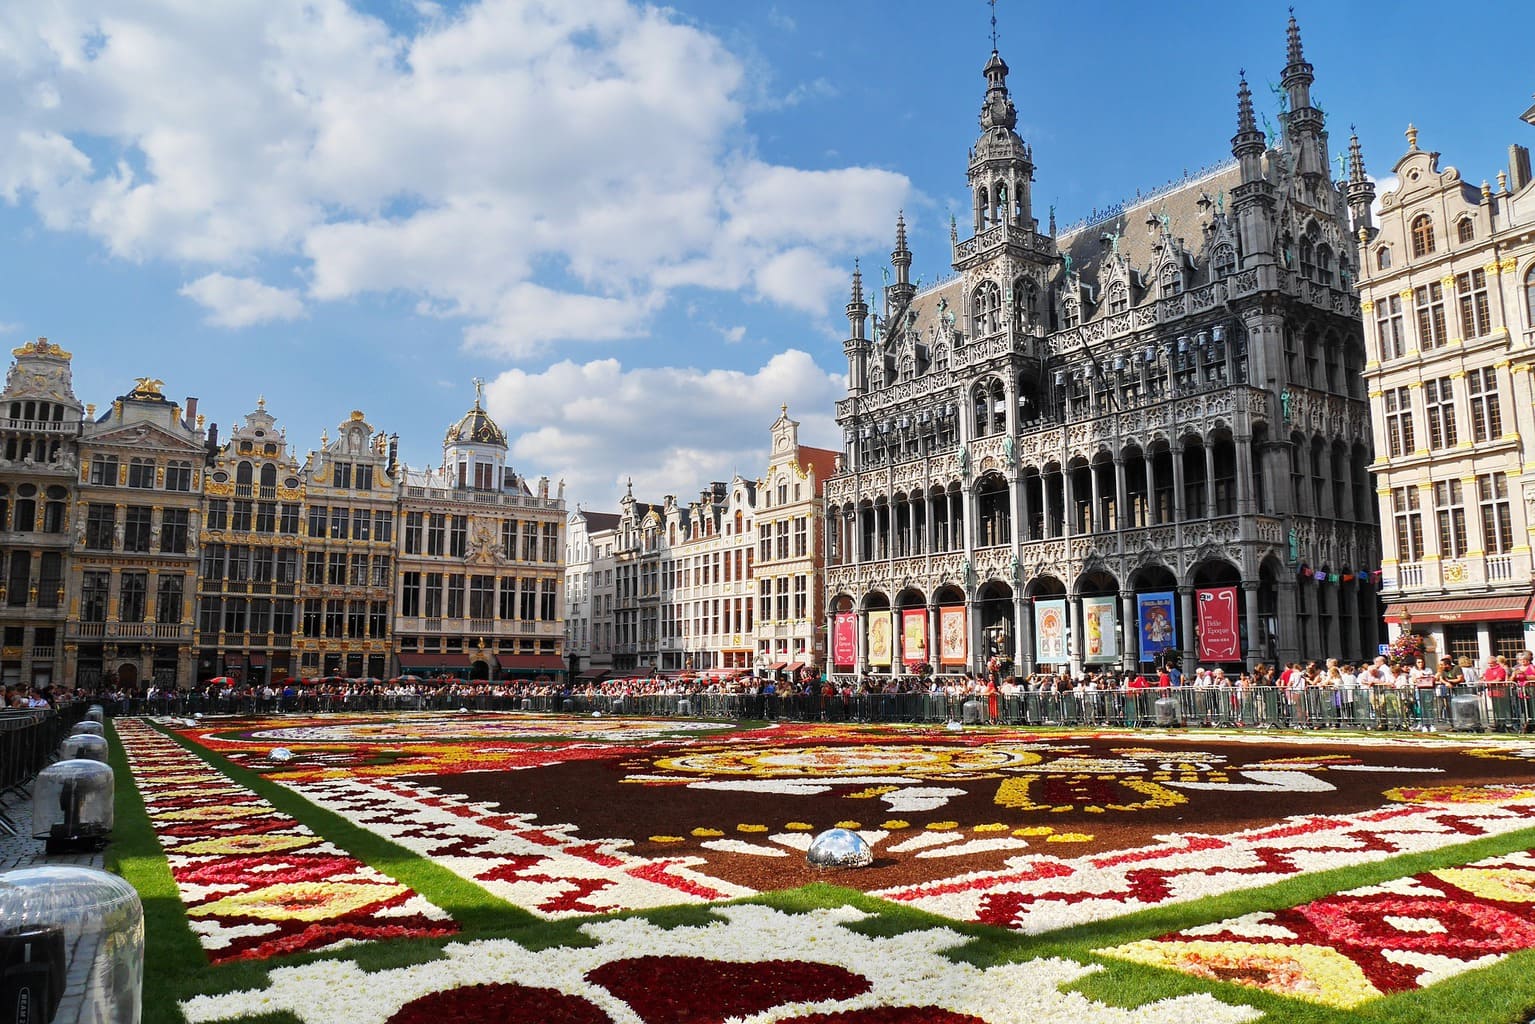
1159 264 1183 297
1213 245 1237 279
1456 218 1475 244
1376 246 1392 270
1107 282 1129 314
1061 297 1080 330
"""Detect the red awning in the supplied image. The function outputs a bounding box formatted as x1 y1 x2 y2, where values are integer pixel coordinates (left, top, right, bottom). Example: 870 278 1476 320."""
498 654 566 671
247 653 267 667
1385 595 1532 624
399 653 473 670
768 661 789 670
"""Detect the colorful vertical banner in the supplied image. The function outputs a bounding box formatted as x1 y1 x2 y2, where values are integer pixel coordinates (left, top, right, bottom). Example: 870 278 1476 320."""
1196 586 1242 661
1081 596 1119 664
866 611 893 667
901 609 929 666
832 612 857 668
1034 598 1067 663
1137 591 1177 657
938 606 968 665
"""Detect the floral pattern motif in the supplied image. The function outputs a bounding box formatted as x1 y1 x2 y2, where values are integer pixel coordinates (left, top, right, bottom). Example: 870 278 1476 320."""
117 720 455 962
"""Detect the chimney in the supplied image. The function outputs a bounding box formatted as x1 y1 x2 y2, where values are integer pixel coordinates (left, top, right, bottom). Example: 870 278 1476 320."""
184 397 198 430
387 433 399 474
1510 144 1532 192
204 422 219 465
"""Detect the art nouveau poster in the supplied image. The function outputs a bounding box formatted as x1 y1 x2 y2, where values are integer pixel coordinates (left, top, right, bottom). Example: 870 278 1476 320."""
832 612 857 668
938 606 967 665
1137 591 1177 657
866 610 893 667
1081 596 1118 664
901 608 928 666
1034 598 1067 663
1196 585 1241 661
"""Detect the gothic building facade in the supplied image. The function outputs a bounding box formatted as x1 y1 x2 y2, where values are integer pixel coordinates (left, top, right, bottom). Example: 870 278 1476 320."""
824 18 1381 678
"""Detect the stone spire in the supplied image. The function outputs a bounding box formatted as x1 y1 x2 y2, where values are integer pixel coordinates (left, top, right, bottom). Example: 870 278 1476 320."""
1230 71 1279 270
1346 128 1377 235
890 211 915 307
844 261 870 395
1232 72 1266 177
1279 12 1325 182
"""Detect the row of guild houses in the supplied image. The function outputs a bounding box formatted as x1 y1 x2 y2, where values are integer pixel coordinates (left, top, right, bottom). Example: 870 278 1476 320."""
0 347 565 692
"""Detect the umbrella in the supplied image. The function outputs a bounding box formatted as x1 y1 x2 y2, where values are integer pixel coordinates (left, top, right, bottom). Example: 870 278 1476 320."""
206 676 236 686
391 674 423 684
352 676 382 685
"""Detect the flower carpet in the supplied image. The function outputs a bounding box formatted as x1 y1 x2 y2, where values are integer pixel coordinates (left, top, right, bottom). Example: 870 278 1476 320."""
115 719 456 962
109 713 1535 1024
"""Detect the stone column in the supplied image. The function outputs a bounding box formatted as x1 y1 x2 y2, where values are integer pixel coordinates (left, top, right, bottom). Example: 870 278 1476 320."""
1066 594 1081 676
1235 434 1255 514
1145 456 1158 525
1120 589 1137 671
1204 441 1218 519
1179 585 1196 673
1171 444 1187 523
1243 580 1261 670
1018 472 1032 541
1114 456 1128 530
1062 469 1075 537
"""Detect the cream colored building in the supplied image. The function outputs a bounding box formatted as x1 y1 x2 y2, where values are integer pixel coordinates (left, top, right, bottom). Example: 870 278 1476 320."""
666 478 757 677
1359 114 1535 664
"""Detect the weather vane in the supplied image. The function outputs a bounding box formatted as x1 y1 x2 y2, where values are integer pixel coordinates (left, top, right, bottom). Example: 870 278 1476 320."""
988 0 999 51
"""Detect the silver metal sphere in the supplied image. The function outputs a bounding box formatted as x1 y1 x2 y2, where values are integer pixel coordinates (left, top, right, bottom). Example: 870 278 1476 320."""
806 828 874 869
269 748 294 763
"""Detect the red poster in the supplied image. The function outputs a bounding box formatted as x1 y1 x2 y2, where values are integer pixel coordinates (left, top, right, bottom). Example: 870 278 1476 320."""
832 612 857 668
1196 586 1241 661
901 609 928 666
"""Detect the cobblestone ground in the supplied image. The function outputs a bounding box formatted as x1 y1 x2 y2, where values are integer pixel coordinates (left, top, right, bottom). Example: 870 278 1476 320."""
3 780 115 1024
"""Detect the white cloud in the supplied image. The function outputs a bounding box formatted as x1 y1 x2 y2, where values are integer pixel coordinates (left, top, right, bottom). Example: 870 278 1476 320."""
483 348 844 507
179 273 304 328
0 1 912 353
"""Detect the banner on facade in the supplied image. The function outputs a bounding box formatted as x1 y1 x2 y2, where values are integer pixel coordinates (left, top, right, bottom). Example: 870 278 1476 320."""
1137 591 1177 658
866 611 894 667
1081 596 1118 664
938 606 967 665
1034 599 1067 663
832 612 857 668
901 609 928 666
1196 586 1241 662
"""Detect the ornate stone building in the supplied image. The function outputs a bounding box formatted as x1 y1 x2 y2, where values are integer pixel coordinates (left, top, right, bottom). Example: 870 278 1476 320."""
667 478 757 677
65 377 207 689
824 18 1380 678
1359 111 1535 663
755 406 836 672
195 399 303 684
0 339 82 690
565 506 620 680
395 384 566 679
296 410 398 680
609 483 664 675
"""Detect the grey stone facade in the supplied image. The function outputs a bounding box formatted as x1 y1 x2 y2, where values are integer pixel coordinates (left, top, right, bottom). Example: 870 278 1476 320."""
824 18 1381 678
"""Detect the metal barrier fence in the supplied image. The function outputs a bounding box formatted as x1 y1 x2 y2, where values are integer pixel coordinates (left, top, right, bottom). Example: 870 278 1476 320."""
0 704 88 836
120 684 1535 734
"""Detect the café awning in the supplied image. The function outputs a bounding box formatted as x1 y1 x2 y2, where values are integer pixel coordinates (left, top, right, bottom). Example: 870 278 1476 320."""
1385 595 1532 624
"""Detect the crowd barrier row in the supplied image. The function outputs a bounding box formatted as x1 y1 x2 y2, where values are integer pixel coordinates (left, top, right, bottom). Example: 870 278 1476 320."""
110 683 1535 733
0 704 89 836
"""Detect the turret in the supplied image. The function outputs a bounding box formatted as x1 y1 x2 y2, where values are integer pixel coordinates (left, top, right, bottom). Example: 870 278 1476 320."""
1279 13 1329 183
1345 129 1377 235
844 262 870 395
889 212 916 309
968 49 1034 235
1230 73 1278 269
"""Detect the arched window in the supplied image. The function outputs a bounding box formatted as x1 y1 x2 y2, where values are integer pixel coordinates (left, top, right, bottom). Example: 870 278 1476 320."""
1456 218 1475 243
1316 243 1334 285
1160 263 1183 297
1107 282 1129 314
1410 214 1435 257
1212 244 1237 279
972 280 1001 336
1526 265 1535 326
236 461 253 486
1298 237 1315 279
1061 298 1080 330
1376 246 1392 270
259 463 277 490
976 186 990 229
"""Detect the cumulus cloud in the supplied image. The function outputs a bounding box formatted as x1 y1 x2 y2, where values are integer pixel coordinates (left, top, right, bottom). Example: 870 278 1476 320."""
483 348 844 507
0 1 911 353
179 273 304 327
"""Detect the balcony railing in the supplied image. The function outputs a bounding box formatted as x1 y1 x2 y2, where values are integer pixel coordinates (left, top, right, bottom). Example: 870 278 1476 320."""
1 418 78 434
1396 562 1425 589
1486 554 1516 583
31 646 55 660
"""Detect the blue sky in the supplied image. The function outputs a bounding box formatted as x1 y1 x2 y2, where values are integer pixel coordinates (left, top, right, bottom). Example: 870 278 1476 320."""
0 1 1530 511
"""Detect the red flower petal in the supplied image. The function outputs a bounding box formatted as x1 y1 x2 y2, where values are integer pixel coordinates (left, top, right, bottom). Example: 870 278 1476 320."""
384 983 611 1024
586 956 871 1024
784 1009 988 1024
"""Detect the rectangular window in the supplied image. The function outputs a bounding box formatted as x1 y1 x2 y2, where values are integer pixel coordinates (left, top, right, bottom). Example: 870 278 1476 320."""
347 600 365 638
502 520 519 558
1392 486 1424 560
369 600 387 638
82 571 109 622
373 510 392 543
124 506 153 552
255 501 276 533
1467 366 1503 442
228 545 250 582
164 462 192 491
231 499 252 532
424 573 443 617
303 599 321 638
793 575 807 620
401 572 421 617
333 462 352 489
85 504 115 550
371 553 390 588
89 456 118 486
1456 268 1491 338
120 571 148 623
273 599 294 637
520 578 536 620
1414 281 1447 350
156 574 183 624
325 599 344 638
1383 387 1416 458
1434 479 1467 558
307 505 327 539
279 502 299 534
427 514 446 556
355 465 373 491
1478 472 1514 554
522 522 538 561
776 524 789 560
474 462 494 490
126 458 154 488
276 549 298 584
542 522 558 562
404 511 422 554
759 522 772 562
349 553 367 587
470 575 495 619
794 517 808 558
202 544 225 582
446 573 465 618
327 552 346 586
353 507 370 542
1423 377 1458 450
541 579 557 621
499 577 516 619
775 577 789 621
224 598 248 636
160 508 189 553
305 551 325 585
249 597 271 637
330 506 349 540
450 515 467 558
199 597 220 636
1375 294 1405 360
206 499 228 532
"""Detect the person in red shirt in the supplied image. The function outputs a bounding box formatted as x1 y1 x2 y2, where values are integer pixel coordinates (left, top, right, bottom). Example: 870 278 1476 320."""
1510 653 1535 731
